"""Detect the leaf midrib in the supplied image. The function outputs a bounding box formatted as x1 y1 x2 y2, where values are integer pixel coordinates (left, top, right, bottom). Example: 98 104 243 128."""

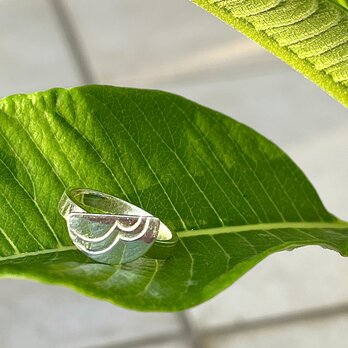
177 221 348 237
0 222 347 264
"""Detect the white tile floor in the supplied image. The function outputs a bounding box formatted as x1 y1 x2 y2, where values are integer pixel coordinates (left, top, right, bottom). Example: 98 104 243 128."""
0 0 347 347
0 280 181 348
62 0 277 87
0 0 81 97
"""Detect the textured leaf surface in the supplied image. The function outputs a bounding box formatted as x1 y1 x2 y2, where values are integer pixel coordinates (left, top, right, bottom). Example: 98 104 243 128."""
0 85 348 311
191 0 348 108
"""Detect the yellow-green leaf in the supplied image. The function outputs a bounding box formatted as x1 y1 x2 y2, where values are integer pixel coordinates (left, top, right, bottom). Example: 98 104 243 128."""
191 0 348 108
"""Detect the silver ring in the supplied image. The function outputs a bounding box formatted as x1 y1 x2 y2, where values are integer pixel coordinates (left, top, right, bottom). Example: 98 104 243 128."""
59 188 178 264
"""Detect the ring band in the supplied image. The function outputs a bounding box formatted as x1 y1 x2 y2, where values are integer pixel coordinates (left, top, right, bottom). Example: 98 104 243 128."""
59 188 178 264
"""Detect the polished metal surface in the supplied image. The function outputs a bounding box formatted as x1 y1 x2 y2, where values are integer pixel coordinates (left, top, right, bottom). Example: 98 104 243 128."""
59 188 177 264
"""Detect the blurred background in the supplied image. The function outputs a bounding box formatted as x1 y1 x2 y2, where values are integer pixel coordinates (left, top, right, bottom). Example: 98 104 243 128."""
0 0 348 347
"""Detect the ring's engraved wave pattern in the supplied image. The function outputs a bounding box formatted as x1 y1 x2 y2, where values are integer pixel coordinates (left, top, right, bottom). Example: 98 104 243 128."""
70 216 143 243
70 216 150 252
67 214 159 264
201 0 348 106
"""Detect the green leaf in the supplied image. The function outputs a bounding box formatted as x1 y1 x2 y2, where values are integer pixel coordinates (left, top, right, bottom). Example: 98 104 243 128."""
191 0 348 108
0 85 347 311
332 0 348 10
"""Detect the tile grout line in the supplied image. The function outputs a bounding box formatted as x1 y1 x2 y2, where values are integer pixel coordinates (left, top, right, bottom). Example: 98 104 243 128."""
82 312 205 348
177 311 205 348
201 302 348 339
49 0 95 84
83 301 348 348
